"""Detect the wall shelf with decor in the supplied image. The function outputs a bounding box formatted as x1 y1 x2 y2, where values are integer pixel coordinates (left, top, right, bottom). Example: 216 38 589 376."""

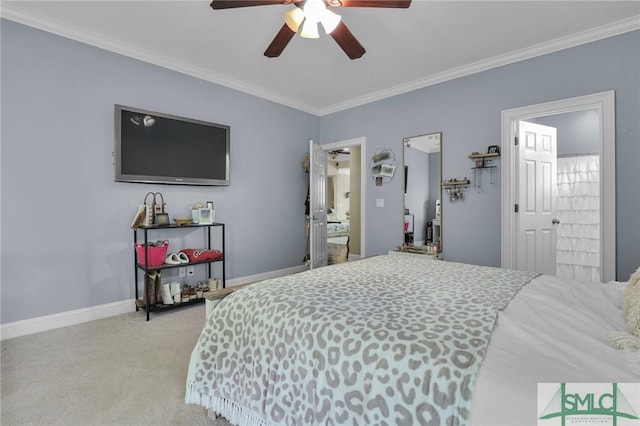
369 148 397 186
441 179 469 201
133 223 225 321
469 152 500 167
469 151 500 190
441 179 471 186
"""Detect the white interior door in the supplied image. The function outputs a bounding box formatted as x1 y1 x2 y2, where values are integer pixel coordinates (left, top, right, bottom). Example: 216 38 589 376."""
516 121 558 275
309 140 327 269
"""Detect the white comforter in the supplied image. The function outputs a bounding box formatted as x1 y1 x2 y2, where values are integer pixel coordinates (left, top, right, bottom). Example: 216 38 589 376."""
470 274 640 425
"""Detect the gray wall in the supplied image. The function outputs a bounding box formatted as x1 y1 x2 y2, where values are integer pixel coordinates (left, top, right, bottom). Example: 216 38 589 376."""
319 30 640 280
1 20 318 323
529 109 600 156
2 20 639 325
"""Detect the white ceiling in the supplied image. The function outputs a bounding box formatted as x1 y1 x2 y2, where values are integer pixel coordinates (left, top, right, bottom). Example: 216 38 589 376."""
2 1 639 116
405 132 440 154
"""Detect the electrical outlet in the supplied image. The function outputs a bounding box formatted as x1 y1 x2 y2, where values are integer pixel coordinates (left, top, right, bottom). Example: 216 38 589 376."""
187 266 195 276
179 267 186 278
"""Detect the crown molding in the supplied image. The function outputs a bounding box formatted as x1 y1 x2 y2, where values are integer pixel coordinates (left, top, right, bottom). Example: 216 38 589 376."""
2 7 638 117
317 15 640 116
0 7 319 115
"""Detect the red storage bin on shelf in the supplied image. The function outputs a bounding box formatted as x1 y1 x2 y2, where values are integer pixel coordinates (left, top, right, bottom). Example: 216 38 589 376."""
135 240 169 267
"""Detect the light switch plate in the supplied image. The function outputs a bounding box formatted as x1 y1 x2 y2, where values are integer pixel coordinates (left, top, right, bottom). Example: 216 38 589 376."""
376 198 385 207
179 267 186 278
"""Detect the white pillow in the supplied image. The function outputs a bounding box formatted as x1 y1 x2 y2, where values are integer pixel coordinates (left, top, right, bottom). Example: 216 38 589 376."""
609 266 640 350
623 266 640 331
602 280 626 310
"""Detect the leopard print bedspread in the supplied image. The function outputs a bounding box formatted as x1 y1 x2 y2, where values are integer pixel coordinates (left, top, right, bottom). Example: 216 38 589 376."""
186 255 538 425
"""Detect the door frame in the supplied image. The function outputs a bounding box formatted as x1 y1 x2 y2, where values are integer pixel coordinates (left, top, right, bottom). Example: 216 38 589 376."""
501 91 616 281
320 136 366 258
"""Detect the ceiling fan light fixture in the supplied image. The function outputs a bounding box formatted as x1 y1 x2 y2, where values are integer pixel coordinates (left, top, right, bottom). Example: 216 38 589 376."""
303 0 326 23
320 9 341 34
217 0 412 59
284 7 304 32
300 20 320 38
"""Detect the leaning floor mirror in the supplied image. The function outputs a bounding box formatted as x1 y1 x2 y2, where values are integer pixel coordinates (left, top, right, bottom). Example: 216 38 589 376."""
402 132 443 255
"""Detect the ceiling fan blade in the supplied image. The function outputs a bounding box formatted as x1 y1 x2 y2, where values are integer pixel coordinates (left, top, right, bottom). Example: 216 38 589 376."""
335 0 411 8
264 24 297 58
330 21 365 60
210 0 290 10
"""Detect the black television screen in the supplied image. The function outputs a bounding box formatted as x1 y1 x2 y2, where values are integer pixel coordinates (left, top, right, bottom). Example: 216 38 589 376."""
114 105 230 186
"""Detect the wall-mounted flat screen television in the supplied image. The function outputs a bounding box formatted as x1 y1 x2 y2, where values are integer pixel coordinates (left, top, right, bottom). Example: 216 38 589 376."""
114 105 230 186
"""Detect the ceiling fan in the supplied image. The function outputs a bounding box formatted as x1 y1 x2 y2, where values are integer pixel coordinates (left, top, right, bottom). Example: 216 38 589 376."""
329 148 350 159
210 0 412 60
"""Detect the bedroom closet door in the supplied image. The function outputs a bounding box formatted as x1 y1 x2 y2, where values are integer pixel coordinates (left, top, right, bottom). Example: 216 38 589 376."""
309 140 328 269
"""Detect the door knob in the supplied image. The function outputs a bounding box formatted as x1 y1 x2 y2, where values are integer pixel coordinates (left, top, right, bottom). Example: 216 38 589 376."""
312 216 318 220
552 218 560 224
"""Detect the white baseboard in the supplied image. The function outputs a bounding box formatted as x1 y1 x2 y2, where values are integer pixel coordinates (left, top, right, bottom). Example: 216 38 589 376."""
0 299 134 341
348 253 361 261
226 264 308 287
0 264 309 341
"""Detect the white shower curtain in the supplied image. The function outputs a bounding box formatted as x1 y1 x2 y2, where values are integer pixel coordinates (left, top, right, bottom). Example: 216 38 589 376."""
556 155 600 283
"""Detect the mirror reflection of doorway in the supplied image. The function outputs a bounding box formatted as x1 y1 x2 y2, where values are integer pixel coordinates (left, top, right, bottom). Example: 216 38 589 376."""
326 146 360 265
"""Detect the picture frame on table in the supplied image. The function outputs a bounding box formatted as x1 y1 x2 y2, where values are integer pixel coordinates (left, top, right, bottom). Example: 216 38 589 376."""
198 208 214 224
155 213 170 226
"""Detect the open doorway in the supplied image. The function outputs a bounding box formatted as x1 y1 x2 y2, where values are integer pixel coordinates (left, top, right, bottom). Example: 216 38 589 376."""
525 110 601 282
501 91 616 282
326 150 351 264
321 138 365 265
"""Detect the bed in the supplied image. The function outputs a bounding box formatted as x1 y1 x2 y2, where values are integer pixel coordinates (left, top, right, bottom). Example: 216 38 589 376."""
185 255 640 426
327 221 350 238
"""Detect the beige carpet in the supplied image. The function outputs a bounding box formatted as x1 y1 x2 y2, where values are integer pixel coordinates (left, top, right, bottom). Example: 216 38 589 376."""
1 304 233 426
